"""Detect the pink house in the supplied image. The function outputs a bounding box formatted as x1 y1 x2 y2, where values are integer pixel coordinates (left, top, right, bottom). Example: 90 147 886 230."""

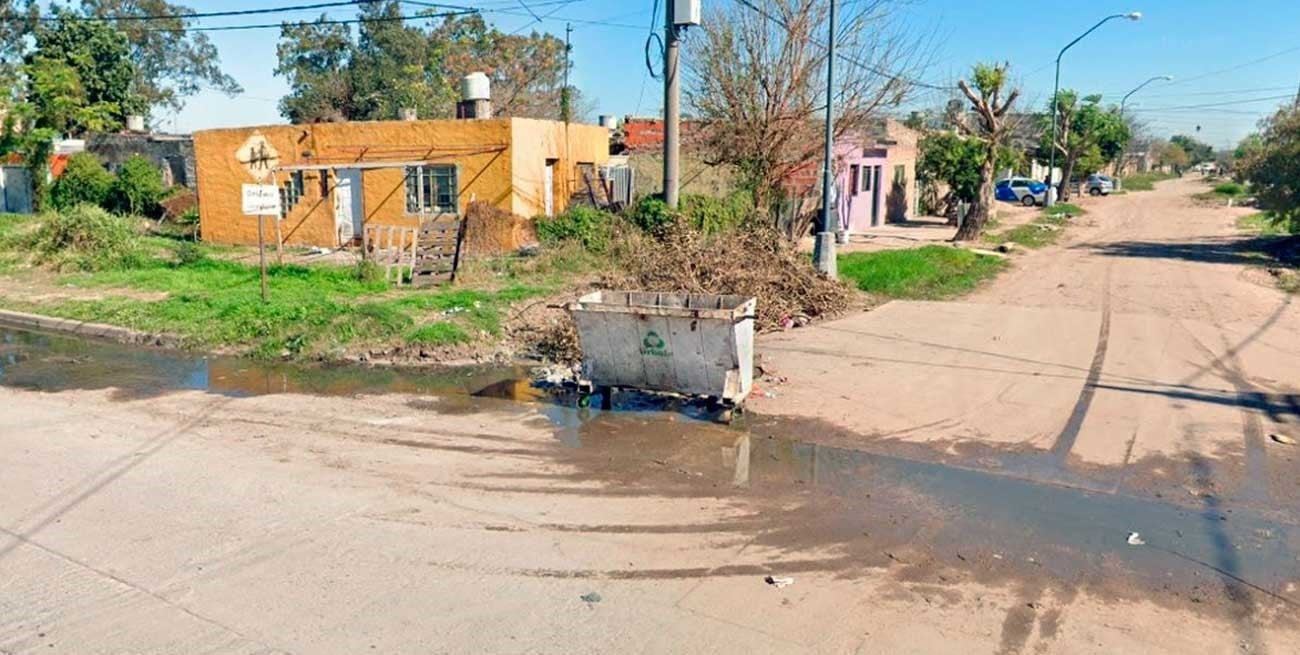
832 119 919 234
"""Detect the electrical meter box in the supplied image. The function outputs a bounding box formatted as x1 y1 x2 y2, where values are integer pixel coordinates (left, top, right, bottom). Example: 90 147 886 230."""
673 0 701 26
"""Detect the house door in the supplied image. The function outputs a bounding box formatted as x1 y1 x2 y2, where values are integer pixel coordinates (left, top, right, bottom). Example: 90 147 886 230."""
870 166 882 226
334 169 364 243
543 159 556 217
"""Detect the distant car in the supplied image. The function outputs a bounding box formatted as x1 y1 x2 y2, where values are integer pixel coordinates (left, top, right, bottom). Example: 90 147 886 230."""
995 177 1048 206
1087 174 1115 196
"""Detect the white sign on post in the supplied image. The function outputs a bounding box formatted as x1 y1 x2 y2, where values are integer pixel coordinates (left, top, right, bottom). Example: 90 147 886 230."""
242 184 281 216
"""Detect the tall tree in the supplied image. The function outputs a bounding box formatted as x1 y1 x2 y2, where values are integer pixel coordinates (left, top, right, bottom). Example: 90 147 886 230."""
274 5 574 123
1238 104 1300 232
23 10 141 135
1170 133 1214 165
0 0 37 101
79 0 242 117
953 63 1019 241
685 0 923 212
1038 91 1128 201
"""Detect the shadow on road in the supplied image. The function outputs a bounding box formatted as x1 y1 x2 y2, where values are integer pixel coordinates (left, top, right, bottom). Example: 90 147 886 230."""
1079 235 1291 266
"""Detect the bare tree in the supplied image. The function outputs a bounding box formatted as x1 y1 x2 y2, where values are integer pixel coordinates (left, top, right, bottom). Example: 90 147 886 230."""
953 63 1019 241
685 0 926 215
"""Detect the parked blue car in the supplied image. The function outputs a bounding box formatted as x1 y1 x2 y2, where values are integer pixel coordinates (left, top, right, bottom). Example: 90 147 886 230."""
995 177 1048 206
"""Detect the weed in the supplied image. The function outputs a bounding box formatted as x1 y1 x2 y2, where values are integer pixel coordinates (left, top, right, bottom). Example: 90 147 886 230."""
839 246 1006 300
26 205 147 271
407 322 471 346
536 205 614 252
1044 203 1085 218
1120 172 1176 192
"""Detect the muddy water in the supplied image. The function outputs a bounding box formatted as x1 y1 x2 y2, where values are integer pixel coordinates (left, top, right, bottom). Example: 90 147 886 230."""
0 327 526 399
4 326 1299 622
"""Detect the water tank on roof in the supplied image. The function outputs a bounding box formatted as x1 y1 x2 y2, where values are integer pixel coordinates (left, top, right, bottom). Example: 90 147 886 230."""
598 115 616 129
126 115 146 133
462 72 491 101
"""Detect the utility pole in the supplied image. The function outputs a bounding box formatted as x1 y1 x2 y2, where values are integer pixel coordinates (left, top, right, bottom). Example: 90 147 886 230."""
812 0 837 278
663 0 680 210
561 23 572 123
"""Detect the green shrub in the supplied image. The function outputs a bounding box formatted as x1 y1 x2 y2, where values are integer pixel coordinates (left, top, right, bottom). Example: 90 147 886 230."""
27 204 146 271
108 155 165 217
625 195 674 233
50 153 115 211
536 205 614 252
354 259 385 283
679 192 754 234
173 241 206 266
1213 181 1245 197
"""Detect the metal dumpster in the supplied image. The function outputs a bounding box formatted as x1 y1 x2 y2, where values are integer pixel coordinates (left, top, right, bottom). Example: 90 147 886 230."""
567 291 757 404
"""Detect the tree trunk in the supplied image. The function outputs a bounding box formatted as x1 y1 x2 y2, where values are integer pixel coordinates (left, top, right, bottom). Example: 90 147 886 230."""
954 156 995 241
1059 158 1076 202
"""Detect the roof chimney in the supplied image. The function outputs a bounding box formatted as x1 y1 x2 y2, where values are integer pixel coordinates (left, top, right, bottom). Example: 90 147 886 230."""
457 72 492 119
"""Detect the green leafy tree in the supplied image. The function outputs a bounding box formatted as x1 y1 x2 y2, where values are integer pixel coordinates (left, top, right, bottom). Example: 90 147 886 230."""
1238 104 1300 232
109 154 165 217
1149 139 1189 173
23 10 142 135
953 63 1020 241
1038 91 1129 201
275 5 576 123
51 152 116 210
79 0 242 116
1170 134 1214 165
917 132 984 218
0 0 38 102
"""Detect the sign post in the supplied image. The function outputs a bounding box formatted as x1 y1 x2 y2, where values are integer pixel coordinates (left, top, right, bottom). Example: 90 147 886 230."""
242 183 282 303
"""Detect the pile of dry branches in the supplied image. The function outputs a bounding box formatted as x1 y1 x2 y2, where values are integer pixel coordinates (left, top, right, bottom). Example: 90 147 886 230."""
612 223 853 332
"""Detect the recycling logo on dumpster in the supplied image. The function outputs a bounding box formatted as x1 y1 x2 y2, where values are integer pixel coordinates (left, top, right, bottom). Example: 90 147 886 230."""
641 330 671 357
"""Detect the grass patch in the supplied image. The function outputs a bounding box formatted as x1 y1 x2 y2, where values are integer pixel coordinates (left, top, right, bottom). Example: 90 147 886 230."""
1120 172 1176 192
1044 203 1085 218
838 246 1007 300
982 213 1070 250
1237 212 1296 236
0 216 581 359
406 322 471 346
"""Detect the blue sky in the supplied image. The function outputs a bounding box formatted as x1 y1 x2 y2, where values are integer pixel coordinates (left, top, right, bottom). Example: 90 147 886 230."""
167 0 1300 149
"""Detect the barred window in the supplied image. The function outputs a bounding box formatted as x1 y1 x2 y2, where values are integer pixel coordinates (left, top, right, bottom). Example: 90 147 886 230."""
279 171 305 219
404 165 459 215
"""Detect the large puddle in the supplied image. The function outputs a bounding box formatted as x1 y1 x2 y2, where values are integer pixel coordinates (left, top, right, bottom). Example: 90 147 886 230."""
3 325 1299 621
0 327 526 399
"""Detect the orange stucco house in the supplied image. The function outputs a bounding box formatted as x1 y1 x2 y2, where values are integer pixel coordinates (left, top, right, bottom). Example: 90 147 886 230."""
193 117 610 247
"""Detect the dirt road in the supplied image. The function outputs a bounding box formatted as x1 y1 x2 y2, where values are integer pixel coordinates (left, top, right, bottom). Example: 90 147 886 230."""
1 177 1298 653
755 177 1299 469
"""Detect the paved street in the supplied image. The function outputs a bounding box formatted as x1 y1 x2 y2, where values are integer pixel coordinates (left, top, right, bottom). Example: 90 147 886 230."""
2 178 1298 654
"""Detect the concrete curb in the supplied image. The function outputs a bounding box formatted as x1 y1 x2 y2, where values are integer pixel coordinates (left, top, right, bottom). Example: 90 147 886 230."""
0 309 181 348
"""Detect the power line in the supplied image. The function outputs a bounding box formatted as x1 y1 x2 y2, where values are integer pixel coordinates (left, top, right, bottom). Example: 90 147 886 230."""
1130 93 1296 112
405 0 641 29
634 0 663 116
9 0 369 23
1103 85 1297 100
731 0 954 91
1163 44 1300 87
147 7 478 32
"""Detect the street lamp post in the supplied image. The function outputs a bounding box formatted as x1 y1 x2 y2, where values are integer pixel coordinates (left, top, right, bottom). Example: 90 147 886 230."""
1045 11 1142 206
1120 74 1173 117
1115 74 1171 179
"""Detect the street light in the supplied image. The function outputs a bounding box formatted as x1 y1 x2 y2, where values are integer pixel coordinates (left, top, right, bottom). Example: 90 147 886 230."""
1045 11 1142 206
1120 74 1173 116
